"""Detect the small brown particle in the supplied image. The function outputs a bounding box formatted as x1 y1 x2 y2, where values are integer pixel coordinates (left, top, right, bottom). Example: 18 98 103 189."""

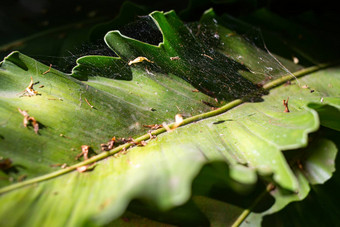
77 166 88 173
42 64 52 75
292 56 299 64
17 174 27 182
135 140 147 146
202 100 217 108
163 114 184 132
297 160 304 170
19 76 40 97
75 145 90 160
128 57 153 65
50 163 63 167
18 108 40 134
284 81 291 86
143 124 163 130
59 134 71 139
77 162 97 172
170 56 180 61
201 54 213 60
84 98 94 108
0 158 12 170
283 97 290 113
266 183 276 191
148 131 157 140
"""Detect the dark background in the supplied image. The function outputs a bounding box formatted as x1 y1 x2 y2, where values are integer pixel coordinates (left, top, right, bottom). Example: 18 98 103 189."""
0 0 339 70
1 0 338 44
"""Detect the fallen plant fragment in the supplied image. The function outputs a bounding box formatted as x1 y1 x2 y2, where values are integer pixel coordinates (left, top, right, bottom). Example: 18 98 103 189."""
147 131 157 140
42 64 52 75
202 100 218 110
100 135 151 152
59 134 71 139
84 98 94 108
128 56 154 65
163 114 184 132
283 97 290 113
0 157 12 171
101 137 116 151
18 108 39 134
75 145 90 160
76 163 96 173
19 76 40 97
100 136 133 151
143 124 163 130
134 140 147 147
49 163 68 169
170 56 180 60
201 53 214 60
293 56 299 64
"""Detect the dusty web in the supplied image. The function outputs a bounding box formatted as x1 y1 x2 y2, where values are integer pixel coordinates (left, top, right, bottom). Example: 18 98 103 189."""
36 11 301 104
207 15 301 83
187 13 301 87
31 16 163 74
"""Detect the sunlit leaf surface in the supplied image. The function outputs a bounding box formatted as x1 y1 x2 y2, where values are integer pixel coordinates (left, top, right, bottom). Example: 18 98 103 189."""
0 9 339 227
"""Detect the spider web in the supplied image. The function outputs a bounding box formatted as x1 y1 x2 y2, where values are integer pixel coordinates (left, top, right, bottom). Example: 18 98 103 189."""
34 11 302 104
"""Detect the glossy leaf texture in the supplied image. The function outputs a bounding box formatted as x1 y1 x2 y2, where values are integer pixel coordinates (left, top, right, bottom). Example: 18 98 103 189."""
261 130 340 227
0 9 339 227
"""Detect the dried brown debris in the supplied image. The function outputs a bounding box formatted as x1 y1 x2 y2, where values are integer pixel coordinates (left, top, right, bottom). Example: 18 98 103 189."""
0 157 12 171
170 56 180 61
283 97 290 113
18 108 39 134
42 64 52 75
75 145 90 160
76 163 96 173
163 114 184 132
128 57 154 65
20 76 40 97
143 124 163 130
101 136 149 152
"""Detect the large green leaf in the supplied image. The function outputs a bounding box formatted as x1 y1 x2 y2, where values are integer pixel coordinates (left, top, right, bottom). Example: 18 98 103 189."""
262 147 340 227
0 9 339 226
240 135 338 226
